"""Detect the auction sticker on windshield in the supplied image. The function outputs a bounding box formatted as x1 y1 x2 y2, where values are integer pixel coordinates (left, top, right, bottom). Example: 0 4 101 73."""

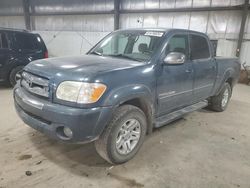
145 31 164 37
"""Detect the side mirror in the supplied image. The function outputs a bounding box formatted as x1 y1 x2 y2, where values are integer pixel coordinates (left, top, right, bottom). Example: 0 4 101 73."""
96 48 103 54
164 52 186 65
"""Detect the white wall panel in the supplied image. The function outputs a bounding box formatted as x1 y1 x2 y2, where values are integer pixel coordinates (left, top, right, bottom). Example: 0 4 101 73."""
159 0 175 9
173 13 190 29
175 0 192 8
127 0 145 10
192 0 211 7
34 15 114 32
120 14 145 28
189 12 208 32
211 0 230 7
145 0 159 9
0 0 23 15
245 12 250 35
240 41 250 66
207 11 228 35
37 31 109 57
143 14 158 27
31 0 113 13
158 13 174 28
0 16 25 29
121 10 242 38
230 0 245 6
225 10 241 40
216 39 237 57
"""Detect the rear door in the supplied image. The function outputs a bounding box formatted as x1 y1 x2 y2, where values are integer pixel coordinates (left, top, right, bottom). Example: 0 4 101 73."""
189 34 216 102
157 33 194 116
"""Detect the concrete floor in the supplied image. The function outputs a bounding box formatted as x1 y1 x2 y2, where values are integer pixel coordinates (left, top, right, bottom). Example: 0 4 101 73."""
0 84 250 188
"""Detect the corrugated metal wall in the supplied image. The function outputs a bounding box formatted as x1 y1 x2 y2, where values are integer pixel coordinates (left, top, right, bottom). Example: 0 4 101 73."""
30 0 114 14
0 0 249 65
120 11 242 38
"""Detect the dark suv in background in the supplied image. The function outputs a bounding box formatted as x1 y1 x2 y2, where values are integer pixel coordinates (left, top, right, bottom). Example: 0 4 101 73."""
0 28 48 86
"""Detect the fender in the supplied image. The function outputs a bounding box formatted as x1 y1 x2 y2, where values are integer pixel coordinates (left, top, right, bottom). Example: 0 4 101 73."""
103 84 154 107
2 56 31 80
103 84 156 134
214 67 235 95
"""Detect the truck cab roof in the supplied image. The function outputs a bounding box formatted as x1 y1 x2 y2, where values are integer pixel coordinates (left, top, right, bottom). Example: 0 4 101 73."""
116 28 208 37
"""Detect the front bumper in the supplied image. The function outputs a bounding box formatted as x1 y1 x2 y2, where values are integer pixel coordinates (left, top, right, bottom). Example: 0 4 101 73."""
14 83 113 143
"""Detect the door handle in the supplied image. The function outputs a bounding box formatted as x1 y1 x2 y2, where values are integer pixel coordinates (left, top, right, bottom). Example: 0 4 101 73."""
211 66 216 70
185 69 192 73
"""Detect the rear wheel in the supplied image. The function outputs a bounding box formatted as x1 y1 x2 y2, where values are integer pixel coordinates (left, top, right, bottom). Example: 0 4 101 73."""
208 82 232 112
9 66 24 87
95 105 147 164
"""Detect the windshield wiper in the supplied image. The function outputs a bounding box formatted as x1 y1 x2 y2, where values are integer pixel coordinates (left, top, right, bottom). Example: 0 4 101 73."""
108 54 142 62
90 51 103 56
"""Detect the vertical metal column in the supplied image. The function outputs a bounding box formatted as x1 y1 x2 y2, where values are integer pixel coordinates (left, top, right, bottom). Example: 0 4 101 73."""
22 0 31 30
114 0 120 30
236 0 249 57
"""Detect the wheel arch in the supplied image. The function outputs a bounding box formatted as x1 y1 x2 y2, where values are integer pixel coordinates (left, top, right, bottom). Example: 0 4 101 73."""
225 77 233 88
103 84 155 134
5 57 30 83
119 97 154 134
215 68 235 95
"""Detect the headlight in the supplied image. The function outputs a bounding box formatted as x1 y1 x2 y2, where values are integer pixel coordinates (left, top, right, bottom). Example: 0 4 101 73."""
56 81 107 104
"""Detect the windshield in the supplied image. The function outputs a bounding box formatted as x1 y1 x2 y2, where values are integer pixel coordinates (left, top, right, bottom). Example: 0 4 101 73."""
89 31 164 62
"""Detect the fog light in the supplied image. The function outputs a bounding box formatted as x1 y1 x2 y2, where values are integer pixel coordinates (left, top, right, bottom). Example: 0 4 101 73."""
63 127 73 138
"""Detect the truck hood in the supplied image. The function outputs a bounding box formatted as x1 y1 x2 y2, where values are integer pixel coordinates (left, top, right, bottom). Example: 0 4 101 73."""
24 55 144 81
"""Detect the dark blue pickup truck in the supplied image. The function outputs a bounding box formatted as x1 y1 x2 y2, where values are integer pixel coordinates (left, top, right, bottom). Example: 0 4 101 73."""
14 28 240 164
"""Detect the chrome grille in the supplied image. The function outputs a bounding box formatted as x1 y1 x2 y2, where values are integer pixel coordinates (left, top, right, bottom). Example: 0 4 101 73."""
21 71 49 98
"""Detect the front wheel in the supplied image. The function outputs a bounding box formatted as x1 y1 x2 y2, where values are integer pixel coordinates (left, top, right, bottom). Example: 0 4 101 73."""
9 66 24 87
208 82 232 112
95 105 147 164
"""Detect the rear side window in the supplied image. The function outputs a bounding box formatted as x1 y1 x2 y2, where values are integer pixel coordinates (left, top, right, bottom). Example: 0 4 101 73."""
0 33 9 49
165 34 189 56
190 34 210 60
14 33 42 51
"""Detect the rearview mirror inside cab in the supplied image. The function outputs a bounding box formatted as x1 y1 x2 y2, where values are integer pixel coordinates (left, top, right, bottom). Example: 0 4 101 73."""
164 52 185 65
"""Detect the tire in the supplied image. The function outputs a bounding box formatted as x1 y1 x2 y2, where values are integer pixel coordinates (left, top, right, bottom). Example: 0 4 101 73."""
208 82 232 112
95 105 147 164
9 66 24 87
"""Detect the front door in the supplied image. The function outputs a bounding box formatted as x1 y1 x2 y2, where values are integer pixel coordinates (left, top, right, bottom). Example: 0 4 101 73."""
157 33 194 116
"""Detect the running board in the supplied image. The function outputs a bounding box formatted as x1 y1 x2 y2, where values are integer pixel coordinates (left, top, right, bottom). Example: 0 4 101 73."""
154 101 208 128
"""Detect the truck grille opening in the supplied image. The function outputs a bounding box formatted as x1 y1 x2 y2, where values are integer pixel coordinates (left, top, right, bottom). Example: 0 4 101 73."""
21 71 50 98
16 102 51 125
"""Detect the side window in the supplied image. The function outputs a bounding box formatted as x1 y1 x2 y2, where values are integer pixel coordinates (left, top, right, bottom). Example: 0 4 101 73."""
190 35 210 60
0 33 9 49
15 33 40 50
165 34 188 56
